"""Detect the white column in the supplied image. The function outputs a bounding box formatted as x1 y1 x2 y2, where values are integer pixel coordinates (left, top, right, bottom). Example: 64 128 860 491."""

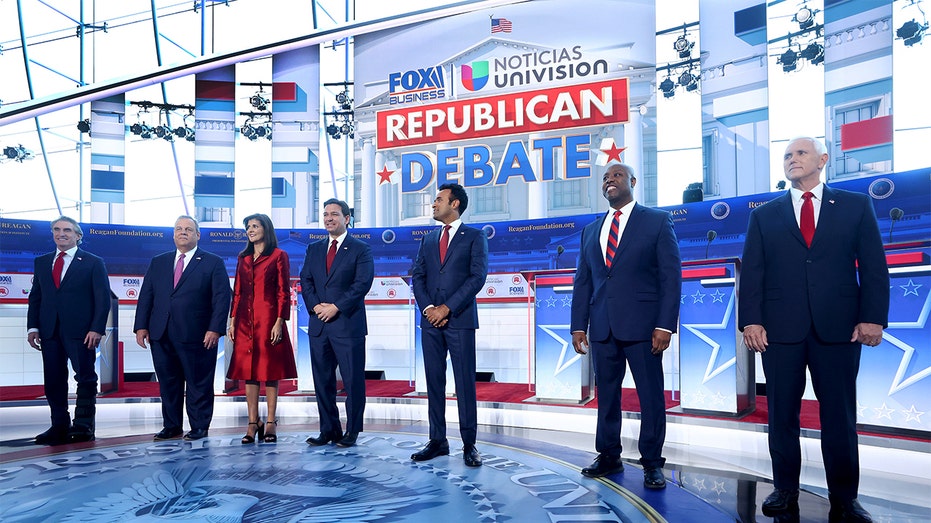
623 112 645 203
361 137 376 227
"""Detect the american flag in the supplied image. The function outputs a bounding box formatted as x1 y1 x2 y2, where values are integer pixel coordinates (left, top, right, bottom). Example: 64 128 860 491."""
491 18 512 33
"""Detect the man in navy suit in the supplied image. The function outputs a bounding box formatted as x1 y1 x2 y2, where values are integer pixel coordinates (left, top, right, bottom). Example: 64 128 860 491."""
27 216 111 444
740 137 888 522
302 198 375 448
571 163 681 489
134 215 231 441
411 183 489 467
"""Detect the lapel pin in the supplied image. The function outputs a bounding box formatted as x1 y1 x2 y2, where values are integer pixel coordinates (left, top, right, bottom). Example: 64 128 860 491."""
829 200 835 204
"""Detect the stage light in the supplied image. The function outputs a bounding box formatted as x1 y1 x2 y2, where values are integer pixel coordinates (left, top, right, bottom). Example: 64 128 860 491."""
130 122 144 135
659 76 676 98
677 70 694 87
173 126 187 138
800 42 824 65
262 123 272 140
897 18 928 46
1 144 34 162
154 125 171 140
249 93 269 111
779 48 799 72
336 89 353 111
327 123 339 136
795 5 814 31
241 121 257 141
674 34 694 59
77 119 91 133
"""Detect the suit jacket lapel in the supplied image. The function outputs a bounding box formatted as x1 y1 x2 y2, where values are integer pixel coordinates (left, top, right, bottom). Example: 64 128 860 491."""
812 186 839 248
327 237 349 281
775 192 807 247
58 249 83 288
173 251 203 291
442 226 464 267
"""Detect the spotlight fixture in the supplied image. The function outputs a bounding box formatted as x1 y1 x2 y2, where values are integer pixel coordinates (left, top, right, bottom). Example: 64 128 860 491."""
674 34 694 59
897 18 929 46
324 111 355 140
659 76 676 98
249 92 269 111
778 48 799 72
238 112 273 141
794 5 815 31
1 144 34 163
335 89 353 111
128 101 196 142
77 119 91 133
800 42 824 65
677 70 694 87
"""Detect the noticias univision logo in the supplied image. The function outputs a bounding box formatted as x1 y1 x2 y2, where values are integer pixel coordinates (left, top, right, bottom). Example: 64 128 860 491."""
461 61 489 92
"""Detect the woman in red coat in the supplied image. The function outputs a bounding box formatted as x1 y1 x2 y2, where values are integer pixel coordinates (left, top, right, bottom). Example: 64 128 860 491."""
227 213 298 443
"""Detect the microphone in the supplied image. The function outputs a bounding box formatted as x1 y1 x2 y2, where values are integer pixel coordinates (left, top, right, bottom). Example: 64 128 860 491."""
555 245 565 268
888 207 904 243
705 230 717 259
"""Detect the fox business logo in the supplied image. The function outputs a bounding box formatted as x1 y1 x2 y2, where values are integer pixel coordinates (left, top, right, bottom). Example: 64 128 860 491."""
388 66 445 105
0 275 12 284
123 278 141 286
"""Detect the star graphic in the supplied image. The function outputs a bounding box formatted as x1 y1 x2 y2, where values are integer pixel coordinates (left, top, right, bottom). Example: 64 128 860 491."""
545 296 558 308
711 289 726 303
376 165 395 185
873 402 895 420
902 405 924 423
600 140 626 164
885 286 930 394
900 279 922 297
692 477 707 491
681 294 687 304
856 401 867 417
691 389 707 406
561 295 573 308
691 290 706 304
681 292 737 384
711 481 727 495
538 325 580 376
711 392 728 406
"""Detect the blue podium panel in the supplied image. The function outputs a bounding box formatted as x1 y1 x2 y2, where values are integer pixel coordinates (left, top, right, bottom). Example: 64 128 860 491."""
678 259 754 416
525 270 593 404
98 293 120 394
857 245 931 436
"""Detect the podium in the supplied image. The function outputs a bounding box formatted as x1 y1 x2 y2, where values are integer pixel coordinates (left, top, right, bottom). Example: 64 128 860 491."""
98 292 120 394
675 258 754 417
521 269 593 404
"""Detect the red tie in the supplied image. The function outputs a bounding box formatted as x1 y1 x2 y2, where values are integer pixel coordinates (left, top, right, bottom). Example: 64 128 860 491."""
439 225 451 263
173 253 185 288
605 210 621 268
326 239 338 273
800 192 815 247
52 251 65 288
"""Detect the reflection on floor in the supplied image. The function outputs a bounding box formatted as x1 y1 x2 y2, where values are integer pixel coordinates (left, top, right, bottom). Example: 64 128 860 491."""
1 395 929 522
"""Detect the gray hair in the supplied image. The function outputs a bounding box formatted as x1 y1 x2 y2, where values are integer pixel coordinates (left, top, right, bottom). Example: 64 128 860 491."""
51 216 83 245
174 215 200 234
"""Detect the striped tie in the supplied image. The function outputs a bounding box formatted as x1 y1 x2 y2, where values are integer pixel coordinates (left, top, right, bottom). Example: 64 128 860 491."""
605 210 621 268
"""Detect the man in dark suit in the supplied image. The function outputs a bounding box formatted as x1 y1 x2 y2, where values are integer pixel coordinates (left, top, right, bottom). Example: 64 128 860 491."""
134 215 232 441
302 198 375 448
27 216 111 444
740 137 888 522
411 183 489 467
570 163 681 489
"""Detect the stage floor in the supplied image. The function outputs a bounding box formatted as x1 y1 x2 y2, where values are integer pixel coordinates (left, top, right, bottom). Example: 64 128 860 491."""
1 393 929 522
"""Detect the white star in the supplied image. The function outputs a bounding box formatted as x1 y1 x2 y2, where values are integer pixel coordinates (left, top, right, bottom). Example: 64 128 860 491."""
561 295 573 308
681 292 737 384
885 288 931 395
856 401 867 417
901 405 924 423
538 325 579 376
711 289 726 303
900 279 922 297
692 477 707 491
873 403 895 420
711 480 727 495
711 392 728 406
691 290 706 304
545 296 558 307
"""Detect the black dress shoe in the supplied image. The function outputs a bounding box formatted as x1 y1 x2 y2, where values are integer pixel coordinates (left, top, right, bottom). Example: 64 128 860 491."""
68 425 96 443
411 439 450 461
829 498 872 523
463 444 482 467
154 427 184 441
306 431 342 446
762 488 800 516
336 432 359 447
35 426 69 446
183 429 209 441
581 454 624 478
643 467 666 489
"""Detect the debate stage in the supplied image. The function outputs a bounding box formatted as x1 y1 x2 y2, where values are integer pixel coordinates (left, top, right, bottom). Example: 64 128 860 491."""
1 382 928 522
